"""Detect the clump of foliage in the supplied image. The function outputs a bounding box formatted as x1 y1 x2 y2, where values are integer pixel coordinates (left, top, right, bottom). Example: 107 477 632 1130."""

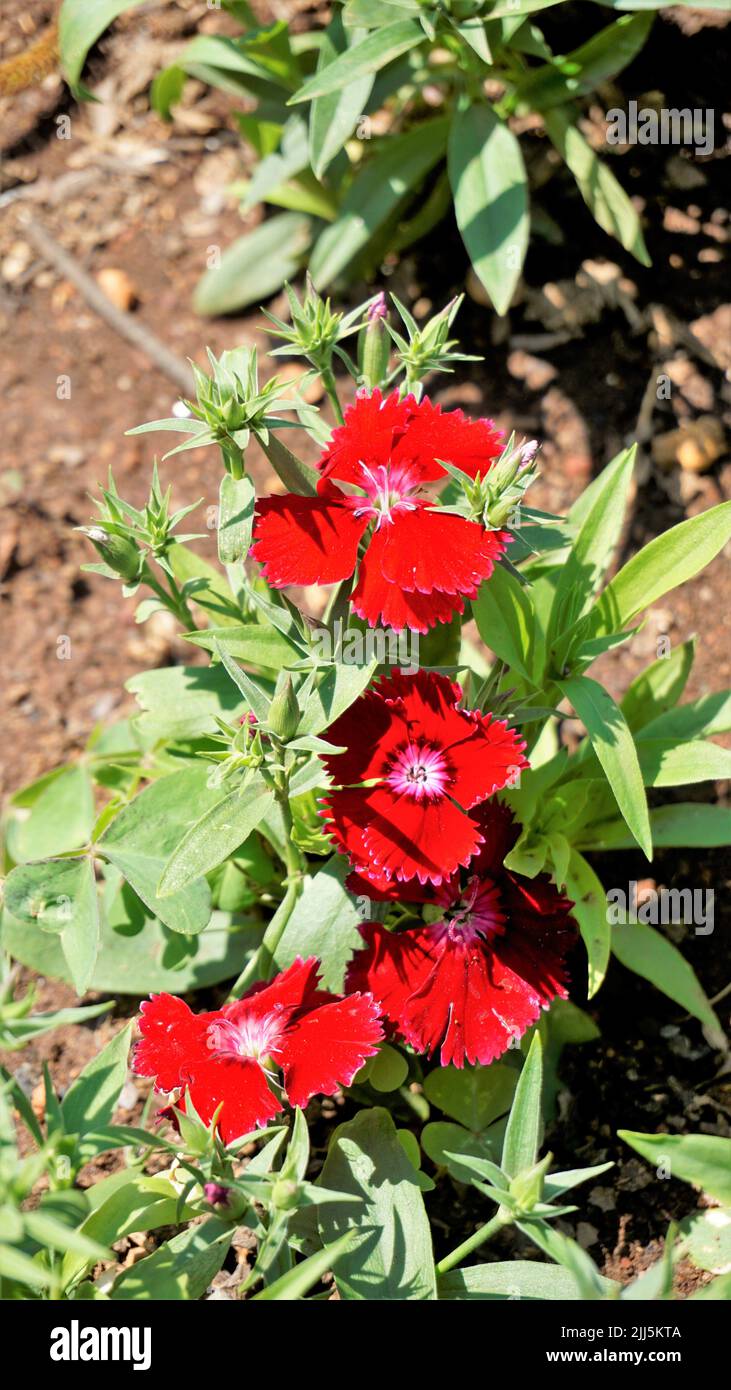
2 289 729 1300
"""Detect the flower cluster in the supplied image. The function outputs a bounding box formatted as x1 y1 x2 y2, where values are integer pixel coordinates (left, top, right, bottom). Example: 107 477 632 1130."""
347 802 576 1068
251 389 507 633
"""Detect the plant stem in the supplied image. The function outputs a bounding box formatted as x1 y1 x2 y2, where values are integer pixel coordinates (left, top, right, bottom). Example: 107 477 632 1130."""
435 1208 513 1277
227 767 305 999
320 365 345 425
143 565 194 631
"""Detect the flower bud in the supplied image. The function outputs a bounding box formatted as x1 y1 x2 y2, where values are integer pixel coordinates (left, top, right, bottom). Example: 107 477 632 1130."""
85 527 141 582
271 1178 300 1211
508 1151 553 1213
267 673 300 741
359 292 390 391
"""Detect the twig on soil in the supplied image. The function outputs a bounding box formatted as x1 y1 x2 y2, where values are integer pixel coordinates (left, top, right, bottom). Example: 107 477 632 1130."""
20 215 196 397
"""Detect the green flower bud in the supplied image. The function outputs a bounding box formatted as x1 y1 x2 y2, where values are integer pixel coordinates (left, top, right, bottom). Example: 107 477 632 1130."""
267 673 300 741
508 1151 553 1213
85 527 141 582
359 293 390 391
271 1178 300 1211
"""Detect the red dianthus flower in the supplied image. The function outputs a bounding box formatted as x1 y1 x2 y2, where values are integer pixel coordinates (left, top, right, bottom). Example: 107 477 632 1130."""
134 957 383 1145
250 389 506 633
320 670 528 888
345 801 575 1068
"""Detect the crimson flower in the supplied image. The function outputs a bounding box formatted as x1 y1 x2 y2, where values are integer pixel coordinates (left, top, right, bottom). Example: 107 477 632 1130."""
250 389 506 633
346 801 575 1068
134 957 383 1145
320 670 527 888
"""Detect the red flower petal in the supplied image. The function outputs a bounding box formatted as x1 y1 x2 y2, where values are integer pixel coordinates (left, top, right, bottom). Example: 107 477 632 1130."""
379 508 507 596
320 683 410 788
322 784 482 885
251 487 368 587
319 388 412 485
135 994 213 1093
277 993 383 1108
347 924 435 1023
390 396 504 482
467 799 522 877
352 526 465 633
224 956 323 1030
185 1057 283 1145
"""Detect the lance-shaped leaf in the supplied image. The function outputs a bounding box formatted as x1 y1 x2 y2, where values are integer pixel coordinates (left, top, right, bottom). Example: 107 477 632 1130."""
448 102 529 315
194 213 312 316
158 776 275 896
291 20 423 103
618 1131 731 1206
309 16 374 178
501 1031 543 1179
563 847 611 998
611 922 722 1043
218 473 255 565
543 107 649 265
559 675 651 858
59 0 146 93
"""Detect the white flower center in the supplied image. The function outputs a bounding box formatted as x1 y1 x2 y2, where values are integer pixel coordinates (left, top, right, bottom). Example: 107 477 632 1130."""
385 742 449 801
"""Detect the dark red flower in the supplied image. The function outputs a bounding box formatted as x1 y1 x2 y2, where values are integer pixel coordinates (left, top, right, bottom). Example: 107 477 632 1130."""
320 670 528 888
250 389 506 633
134 957 383 1145
346 801 575 1068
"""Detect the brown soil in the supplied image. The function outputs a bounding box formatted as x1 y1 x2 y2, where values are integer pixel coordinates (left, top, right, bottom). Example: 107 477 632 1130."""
0 0 729 1293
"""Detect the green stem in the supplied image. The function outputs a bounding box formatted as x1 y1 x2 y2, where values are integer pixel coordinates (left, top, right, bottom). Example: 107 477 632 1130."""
227 767 305 999
435 1208 513 1277
320 366 345 426
143 565 194 631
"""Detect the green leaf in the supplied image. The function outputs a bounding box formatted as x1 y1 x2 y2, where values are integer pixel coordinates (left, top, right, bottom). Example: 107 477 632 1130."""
127 664 245 742
150 63 186 119
7 764 94 861
611 922 722 1038
61 1024 132 1139
563 848 610 998
370 1044 409 1093
620 637 696 731
592 802 731 851
309 17 374 178
253 1229 358 1300
439 1260 597 1300
4 856 100 995
679 1208 731 1275
297 660 378 736
448 102 529 315
501 1031 542 1178
1 892 256 996
218 473 255 565
194 213 312 316
473 562 536 681
61 1171 197 1288
421 1120 509 1183
559 675 651 857
310 118 449 288
291 20 423 104
618 1131 731 1206
579 502 731 643
317 1107 436 1300
273 855 365 991
423 1063 517 1132
514 14 653 112
99 769 214 935
515 1218 612 1298
639 692 731 742
110 1217 232 1300
550 445 636 646
158 777 275 896
59 0 145 92
185 623 299 670
543 107 650 265
638 739 731 787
